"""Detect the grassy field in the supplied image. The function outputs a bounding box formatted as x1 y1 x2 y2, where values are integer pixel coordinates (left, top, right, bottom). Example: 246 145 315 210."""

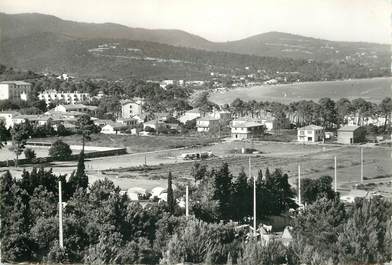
33 134 218 153
6 139 392 197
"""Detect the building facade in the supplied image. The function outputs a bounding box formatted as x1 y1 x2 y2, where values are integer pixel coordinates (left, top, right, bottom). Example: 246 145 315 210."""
230 120 265 139
121 98 144 119
297 125 324 143
337 125 360 144
0 81 31 101
38 90 91 105
196 117 220 132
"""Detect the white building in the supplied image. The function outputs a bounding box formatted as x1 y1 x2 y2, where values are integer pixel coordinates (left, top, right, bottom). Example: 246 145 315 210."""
196 117 220 133
230 120 265 139
53 104 98 115
100 123 127 135
297 125 324 143
38 90 91 105
0 111 21 128
0 81 31 101
121 98 144 119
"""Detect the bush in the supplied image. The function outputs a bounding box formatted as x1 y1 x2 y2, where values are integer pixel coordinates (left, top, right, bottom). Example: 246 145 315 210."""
46 242 69 263
49 140 72 161
237 240 287 265
163 217 240 264
24 148 36 161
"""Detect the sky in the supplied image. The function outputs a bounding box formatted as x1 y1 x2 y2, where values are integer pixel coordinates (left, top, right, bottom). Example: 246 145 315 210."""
0 0 390 44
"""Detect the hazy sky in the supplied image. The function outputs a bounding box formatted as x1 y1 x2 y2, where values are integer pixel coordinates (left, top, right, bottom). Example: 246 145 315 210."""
0 0 390 43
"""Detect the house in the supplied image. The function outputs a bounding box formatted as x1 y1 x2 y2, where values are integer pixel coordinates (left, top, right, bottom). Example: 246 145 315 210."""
297 125 324 143
143 119 165 131
53 104 98 115
0 81 31 101
38 90 91 105
100 122 127 135
179 108 202 124
230 120 266 139
337 125 361 144
0 111 21 128
196 117 220 133
121 98 144 119
117 118 138 127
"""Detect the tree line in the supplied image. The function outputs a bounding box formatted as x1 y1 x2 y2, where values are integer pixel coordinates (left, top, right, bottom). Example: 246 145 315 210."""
1 160 391 264
227 97 392 130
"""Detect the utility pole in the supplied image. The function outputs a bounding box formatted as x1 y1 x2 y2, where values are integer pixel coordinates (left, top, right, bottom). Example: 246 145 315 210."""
248 156 251 179
298 164 301 206
185 185 189 218
334 156 337 193
58 180 64 249
253 173 257 237
360 147 364 183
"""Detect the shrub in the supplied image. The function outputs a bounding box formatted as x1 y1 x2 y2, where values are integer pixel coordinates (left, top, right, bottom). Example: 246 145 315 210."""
24 148 36 161
49 140 72 161
46 242 69 263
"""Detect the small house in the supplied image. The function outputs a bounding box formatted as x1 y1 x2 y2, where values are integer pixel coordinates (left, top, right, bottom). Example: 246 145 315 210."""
100 122 127 135
297 125 324 143
337 125 360 144
196 117 220 133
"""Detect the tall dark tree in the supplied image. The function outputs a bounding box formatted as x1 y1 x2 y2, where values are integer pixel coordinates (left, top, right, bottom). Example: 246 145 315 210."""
213 163 233 220
69 150 88 193
9 123 30 166
76 115 98 151
167 172 175 215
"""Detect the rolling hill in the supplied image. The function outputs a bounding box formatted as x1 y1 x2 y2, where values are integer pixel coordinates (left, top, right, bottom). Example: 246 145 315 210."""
0 12 389 80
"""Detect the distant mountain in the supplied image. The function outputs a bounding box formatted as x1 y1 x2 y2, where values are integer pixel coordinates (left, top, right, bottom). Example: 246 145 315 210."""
1 13 388 66
0 12 213 49
0 12 389 80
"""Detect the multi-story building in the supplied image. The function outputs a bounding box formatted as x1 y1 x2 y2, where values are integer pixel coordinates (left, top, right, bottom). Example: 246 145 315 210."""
230 120 265 139
38 90 91 105
0 81 31 101
121 98 144 119
297 125 324 143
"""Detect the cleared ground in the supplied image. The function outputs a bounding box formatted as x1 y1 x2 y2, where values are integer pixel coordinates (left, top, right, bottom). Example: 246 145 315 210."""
4 138 391 197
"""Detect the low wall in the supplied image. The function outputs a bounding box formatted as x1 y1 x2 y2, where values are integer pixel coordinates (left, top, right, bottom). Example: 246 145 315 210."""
0 147 127 167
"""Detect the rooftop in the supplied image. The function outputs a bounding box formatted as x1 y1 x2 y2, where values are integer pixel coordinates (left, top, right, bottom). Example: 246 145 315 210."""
299 125 324 130
338 125 360 132
231 121 264 128
0 81 31 85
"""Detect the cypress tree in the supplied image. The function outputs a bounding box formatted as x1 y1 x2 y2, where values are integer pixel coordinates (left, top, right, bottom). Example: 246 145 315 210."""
167 171 175 214
69 150 89 193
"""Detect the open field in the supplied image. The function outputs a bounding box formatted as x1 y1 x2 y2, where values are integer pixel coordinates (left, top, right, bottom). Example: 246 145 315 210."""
32 134 218 153
5 139 392 197
209 77 391 104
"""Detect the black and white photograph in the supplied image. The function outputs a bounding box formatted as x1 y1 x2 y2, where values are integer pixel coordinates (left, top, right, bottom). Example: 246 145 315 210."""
0 0 391 264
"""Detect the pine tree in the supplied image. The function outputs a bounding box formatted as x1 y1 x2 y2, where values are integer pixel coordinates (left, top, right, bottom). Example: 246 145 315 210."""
213 163 233 221
69 150 88 194
167 172 175 214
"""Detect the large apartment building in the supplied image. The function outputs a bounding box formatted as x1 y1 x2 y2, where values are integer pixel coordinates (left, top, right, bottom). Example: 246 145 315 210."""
38 90 91 105
0 81 31 101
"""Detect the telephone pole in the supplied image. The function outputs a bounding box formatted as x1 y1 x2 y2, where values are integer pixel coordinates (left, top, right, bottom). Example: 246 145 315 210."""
334 156 337 193
58 180 64 249
185 185 189 218
360 147 364 183
253 173 257 237
298 164 301 206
